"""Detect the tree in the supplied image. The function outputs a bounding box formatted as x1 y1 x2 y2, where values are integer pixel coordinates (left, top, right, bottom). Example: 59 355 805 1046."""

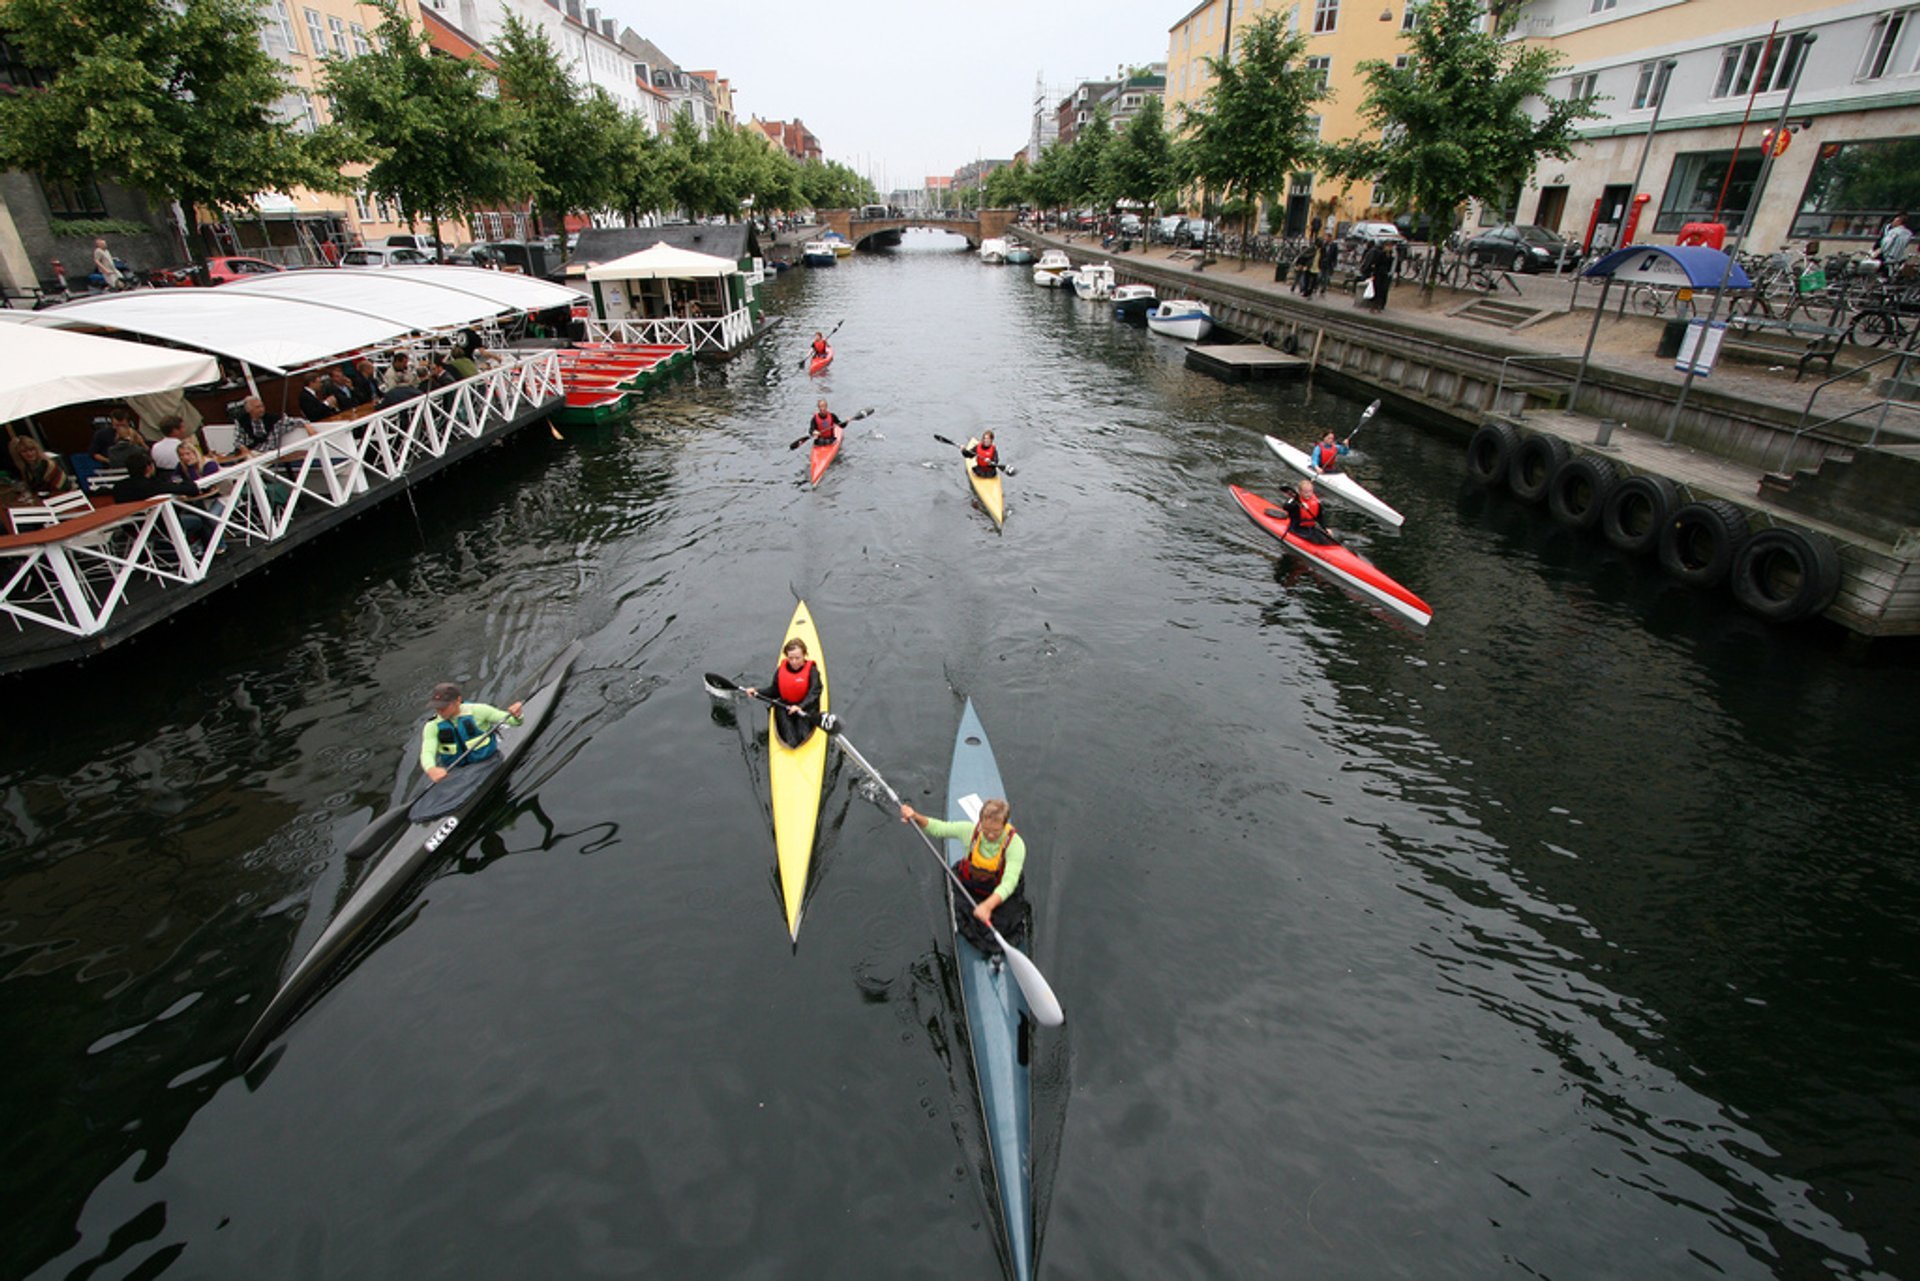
795 160 875 211
324 0 532 250
981 159 1030 209
1326 0 1598 287
1181 13 1325 256
1062 104 1115 208
1103 94 1179 215
492 15 625 254
610 123 671 226
0 0 359 257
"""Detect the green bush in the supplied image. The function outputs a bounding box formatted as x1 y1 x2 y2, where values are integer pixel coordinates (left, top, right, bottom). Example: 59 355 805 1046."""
48 218 155 238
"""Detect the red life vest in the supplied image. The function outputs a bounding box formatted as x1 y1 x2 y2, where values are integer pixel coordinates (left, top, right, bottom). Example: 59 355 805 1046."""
812 338 828 356
812 412 837 439
973 439 997 468
776 659 814 704
1312 442 1339 470
1295 490 1321 524
965 821 1017 885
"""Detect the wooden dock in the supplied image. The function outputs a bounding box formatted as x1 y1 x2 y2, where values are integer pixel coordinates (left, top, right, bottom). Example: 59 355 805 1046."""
1185 344 1309 382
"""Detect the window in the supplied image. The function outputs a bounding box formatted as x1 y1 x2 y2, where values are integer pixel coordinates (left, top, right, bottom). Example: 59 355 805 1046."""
1655 149 1762 233
1631 60 1663 109
327 16 346 55
1792 136 1920 239
1306 114 1323 139
265 0 299 54
1401 2 1421 29
1371 182 1391 206
40 177 107 217
303 8 326 57
1715 34 1809 97
1313 0 1338 33
354 190 374 222
1858 10 1907 81
1589 0 1616 12
349 23 370 56
1568 72 1597 100
1305 55 1331 90
1394 54 1410 70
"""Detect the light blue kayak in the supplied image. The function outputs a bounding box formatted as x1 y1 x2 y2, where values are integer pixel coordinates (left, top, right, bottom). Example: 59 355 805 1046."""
944 699 1035 1281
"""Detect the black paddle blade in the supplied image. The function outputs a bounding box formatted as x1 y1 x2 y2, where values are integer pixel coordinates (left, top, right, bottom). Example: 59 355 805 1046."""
343 806 412 861
703 672 741 695
932 433 958 447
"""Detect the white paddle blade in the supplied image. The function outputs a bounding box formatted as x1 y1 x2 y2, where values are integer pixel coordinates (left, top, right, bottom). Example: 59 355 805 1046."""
998 936 1064 1027
958 793 984 821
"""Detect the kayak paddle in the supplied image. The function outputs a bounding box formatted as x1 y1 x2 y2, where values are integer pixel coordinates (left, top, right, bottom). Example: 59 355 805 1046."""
796 319 845 370
786 407 873 450
341 685 534 861
1344 399 1382 446
703 672 835 731
830 730 1064 1028
932 432 1016 477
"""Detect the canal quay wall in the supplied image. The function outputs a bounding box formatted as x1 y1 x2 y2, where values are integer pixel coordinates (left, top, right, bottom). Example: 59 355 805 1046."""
1031 232 1920 640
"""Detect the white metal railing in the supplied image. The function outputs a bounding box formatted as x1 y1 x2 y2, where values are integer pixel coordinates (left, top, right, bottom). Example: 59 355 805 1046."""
0 352 562 641
584 307 753 354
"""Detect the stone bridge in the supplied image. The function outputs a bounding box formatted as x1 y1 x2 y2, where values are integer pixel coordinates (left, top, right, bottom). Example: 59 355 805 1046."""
819 208 1016 251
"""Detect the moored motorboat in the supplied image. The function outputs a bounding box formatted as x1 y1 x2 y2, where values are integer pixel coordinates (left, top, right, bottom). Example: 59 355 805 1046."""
1003 241 1035 265
964 441 1005 529
1228 484 1431 625
1111 283 1157 319
1146 299 1213 341
943 700 1036 1281
979 238 1009 265
1070 262 1115 301
826 234 854 258
1032 250 1072 288
1265 436 1405 528
769 601 830 938
235 642 582 1064
801 241 837 267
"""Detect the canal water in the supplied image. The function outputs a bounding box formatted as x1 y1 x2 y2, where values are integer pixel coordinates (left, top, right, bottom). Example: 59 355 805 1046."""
4 231 1917 1280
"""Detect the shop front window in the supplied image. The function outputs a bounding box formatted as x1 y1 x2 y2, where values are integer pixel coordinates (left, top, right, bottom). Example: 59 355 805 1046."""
1654 150 1760 234
1791 136 1920 240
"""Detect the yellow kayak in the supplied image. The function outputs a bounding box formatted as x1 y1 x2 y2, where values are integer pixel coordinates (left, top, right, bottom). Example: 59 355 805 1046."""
965 438 1006 528
769 600 829 939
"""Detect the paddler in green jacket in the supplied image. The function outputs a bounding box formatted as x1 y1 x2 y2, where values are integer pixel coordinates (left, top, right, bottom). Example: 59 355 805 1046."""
899 798 1027 936
420 681 523 781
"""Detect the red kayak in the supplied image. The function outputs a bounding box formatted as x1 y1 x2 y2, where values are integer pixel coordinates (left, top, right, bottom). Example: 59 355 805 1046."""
1228 484 1432 626
809 430 841 485
809 346 833 375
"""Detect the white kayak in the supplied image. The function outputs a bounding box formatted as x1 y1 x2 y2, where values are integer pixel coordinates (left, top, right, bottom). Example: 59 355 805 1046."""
1265 435 1405 528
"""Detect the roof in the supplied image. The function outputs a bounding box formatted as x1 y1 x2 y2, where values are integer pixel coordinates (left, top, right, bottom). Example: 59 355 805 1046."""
0 326 220 423
23 266 585 374
585 243 739 281
571 223 762 269
421 7 498 70
1581 245 1753 290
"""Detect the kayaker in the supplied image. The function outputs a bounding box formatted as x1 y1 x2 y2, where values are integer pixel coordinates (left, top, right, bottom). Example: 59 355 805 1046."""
1307 430 1348 475
898 798 1029 947
962 430 1001 478
421 682 524 782
1280 479 1337 545
810 331 830 360
746 638 823 749
808 400 844 446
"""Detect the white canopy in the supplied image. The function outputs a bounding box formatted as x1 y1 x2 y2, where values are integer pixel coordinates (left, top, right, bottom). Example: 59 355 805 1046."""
23 265 588 374
0 325 218 423
585 243 738 282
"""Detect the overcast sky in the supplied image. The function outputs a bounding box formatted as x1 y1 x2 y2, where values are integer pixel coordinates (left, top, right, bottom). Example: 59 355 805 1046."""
627 0 1185 190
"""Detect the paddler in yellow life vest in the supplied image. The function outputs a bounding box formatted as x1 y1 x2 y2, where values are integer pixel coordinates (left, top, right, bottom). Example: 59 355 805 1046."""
961 429 1002 478
899 798 1027 936
420 681 523 782
745 638 823 749
809 399 845 447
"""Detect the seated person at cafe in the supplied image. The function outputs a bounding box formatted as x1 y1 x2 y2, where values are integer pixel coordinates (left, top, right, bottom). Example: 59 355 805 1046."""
342 358 379 406
298 370 343 422
112 451 213 554
147 415 196 482
89 406 144 465
233 396 317 453
381 352 419 395
10 436 74 496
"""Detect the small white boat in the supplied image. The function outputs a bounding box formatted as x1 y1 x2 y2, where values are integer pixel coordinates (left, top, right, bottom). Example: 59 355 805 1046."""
1111 283 1157 318
978 238 1008 265
801 240 837 267
1265 435 1406 528
1032 249 1073 287
1004 241 1035 265
1071 262 1115 300
825 233 854 258
1145 299 1213 341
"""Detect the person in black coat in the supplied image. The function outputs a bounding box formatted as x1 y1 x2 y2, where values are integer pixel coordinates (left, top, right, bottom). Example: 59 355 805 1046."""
297 370 342 422
112 452 212 552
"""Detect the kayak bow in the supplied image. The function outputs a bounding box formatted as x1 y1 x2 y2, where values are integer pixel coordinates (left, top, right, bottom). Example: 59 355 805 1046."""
945 699 1036 1281
236 641 582 1064
809 431 841 486
769 601 829 938
808 345 833 375
1228 484 1432 626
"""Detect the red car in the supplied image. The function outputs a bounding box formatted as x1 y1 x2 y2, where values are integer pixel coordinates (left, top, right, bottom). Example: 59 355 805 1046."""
202 256 285 286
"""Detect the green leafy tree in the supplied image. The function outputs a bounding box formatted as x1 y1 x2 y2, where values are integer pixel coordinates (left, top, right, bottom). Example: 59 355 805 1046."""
1062 104 1115 208
727 126 802 219
0 0 359 258
1326 0 1598 287
324 0 532 252
796 160 875 211
492 15 627 256
1103 94 1179 216
981 159 1030 208
610 122 671 226
1025 143 1071 214
1181 13 1325 257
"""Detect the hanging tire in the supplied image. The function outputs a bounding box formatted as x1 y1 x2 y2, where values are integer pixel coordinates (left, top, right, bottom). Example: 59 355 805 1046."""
1659 499 1750 588
1601 475 1678 556
1509 434 1569 503
1466 422 1518 488
1546 455 1620 530
1730 527 1841 622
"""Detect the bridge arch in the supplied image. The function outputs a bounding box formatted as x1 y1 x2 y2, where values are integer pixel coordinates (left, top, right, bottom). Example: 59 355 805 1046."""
819 208 1016 252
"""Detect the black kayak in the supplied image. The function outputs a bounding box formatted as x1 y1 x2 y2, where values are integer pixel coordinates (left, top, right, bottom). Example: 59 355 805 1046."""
236 641 581 1065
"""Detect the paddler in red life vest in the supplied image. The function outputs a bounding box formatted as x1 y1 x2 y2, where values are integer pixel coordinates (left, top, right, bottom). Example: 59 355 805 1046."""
745 638 823 749
811 331 830 360
899 797 1029 944
809 399 844 447
1280 478 1338 546
961 429 1001 478
421 682 523 782
1307 429 1349 475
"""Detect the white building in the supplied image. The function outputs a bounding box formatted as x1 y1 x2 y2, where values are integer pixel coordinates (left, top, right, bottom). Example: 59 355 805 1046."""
431 0 650 120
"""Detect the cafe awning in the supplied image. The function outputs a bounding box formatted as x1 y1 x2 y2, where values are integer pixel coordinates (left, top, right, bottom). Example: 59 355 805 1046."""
584 243 738 282
0 325 219 423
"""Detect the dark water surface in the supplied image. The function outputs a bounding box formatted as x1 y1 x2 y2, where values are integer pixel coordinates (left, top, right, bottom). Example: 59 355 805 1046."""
5 231 1918 1280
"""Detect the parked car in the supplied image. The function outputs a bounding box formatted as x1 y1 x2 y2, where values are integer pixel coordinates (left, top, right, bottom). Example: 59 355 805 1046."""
1176 218 1220 248
371 233 444 254
339 246 434 268
1118 213 1144 236
1460 223 1582 273
1155 215 1186 243
1341 220 1407 249
442 244 500 268
202 255 284 286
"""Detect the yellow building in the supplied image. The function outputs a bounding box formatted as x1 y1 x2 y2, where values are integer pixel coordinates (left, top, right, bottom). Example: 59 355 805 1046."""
1165 0 1417 233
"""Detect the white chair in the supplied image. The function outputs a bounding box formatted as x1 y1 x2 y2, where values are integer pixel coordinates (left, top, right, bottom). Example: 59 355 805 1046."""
84 468 127 494
202 423 237 455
